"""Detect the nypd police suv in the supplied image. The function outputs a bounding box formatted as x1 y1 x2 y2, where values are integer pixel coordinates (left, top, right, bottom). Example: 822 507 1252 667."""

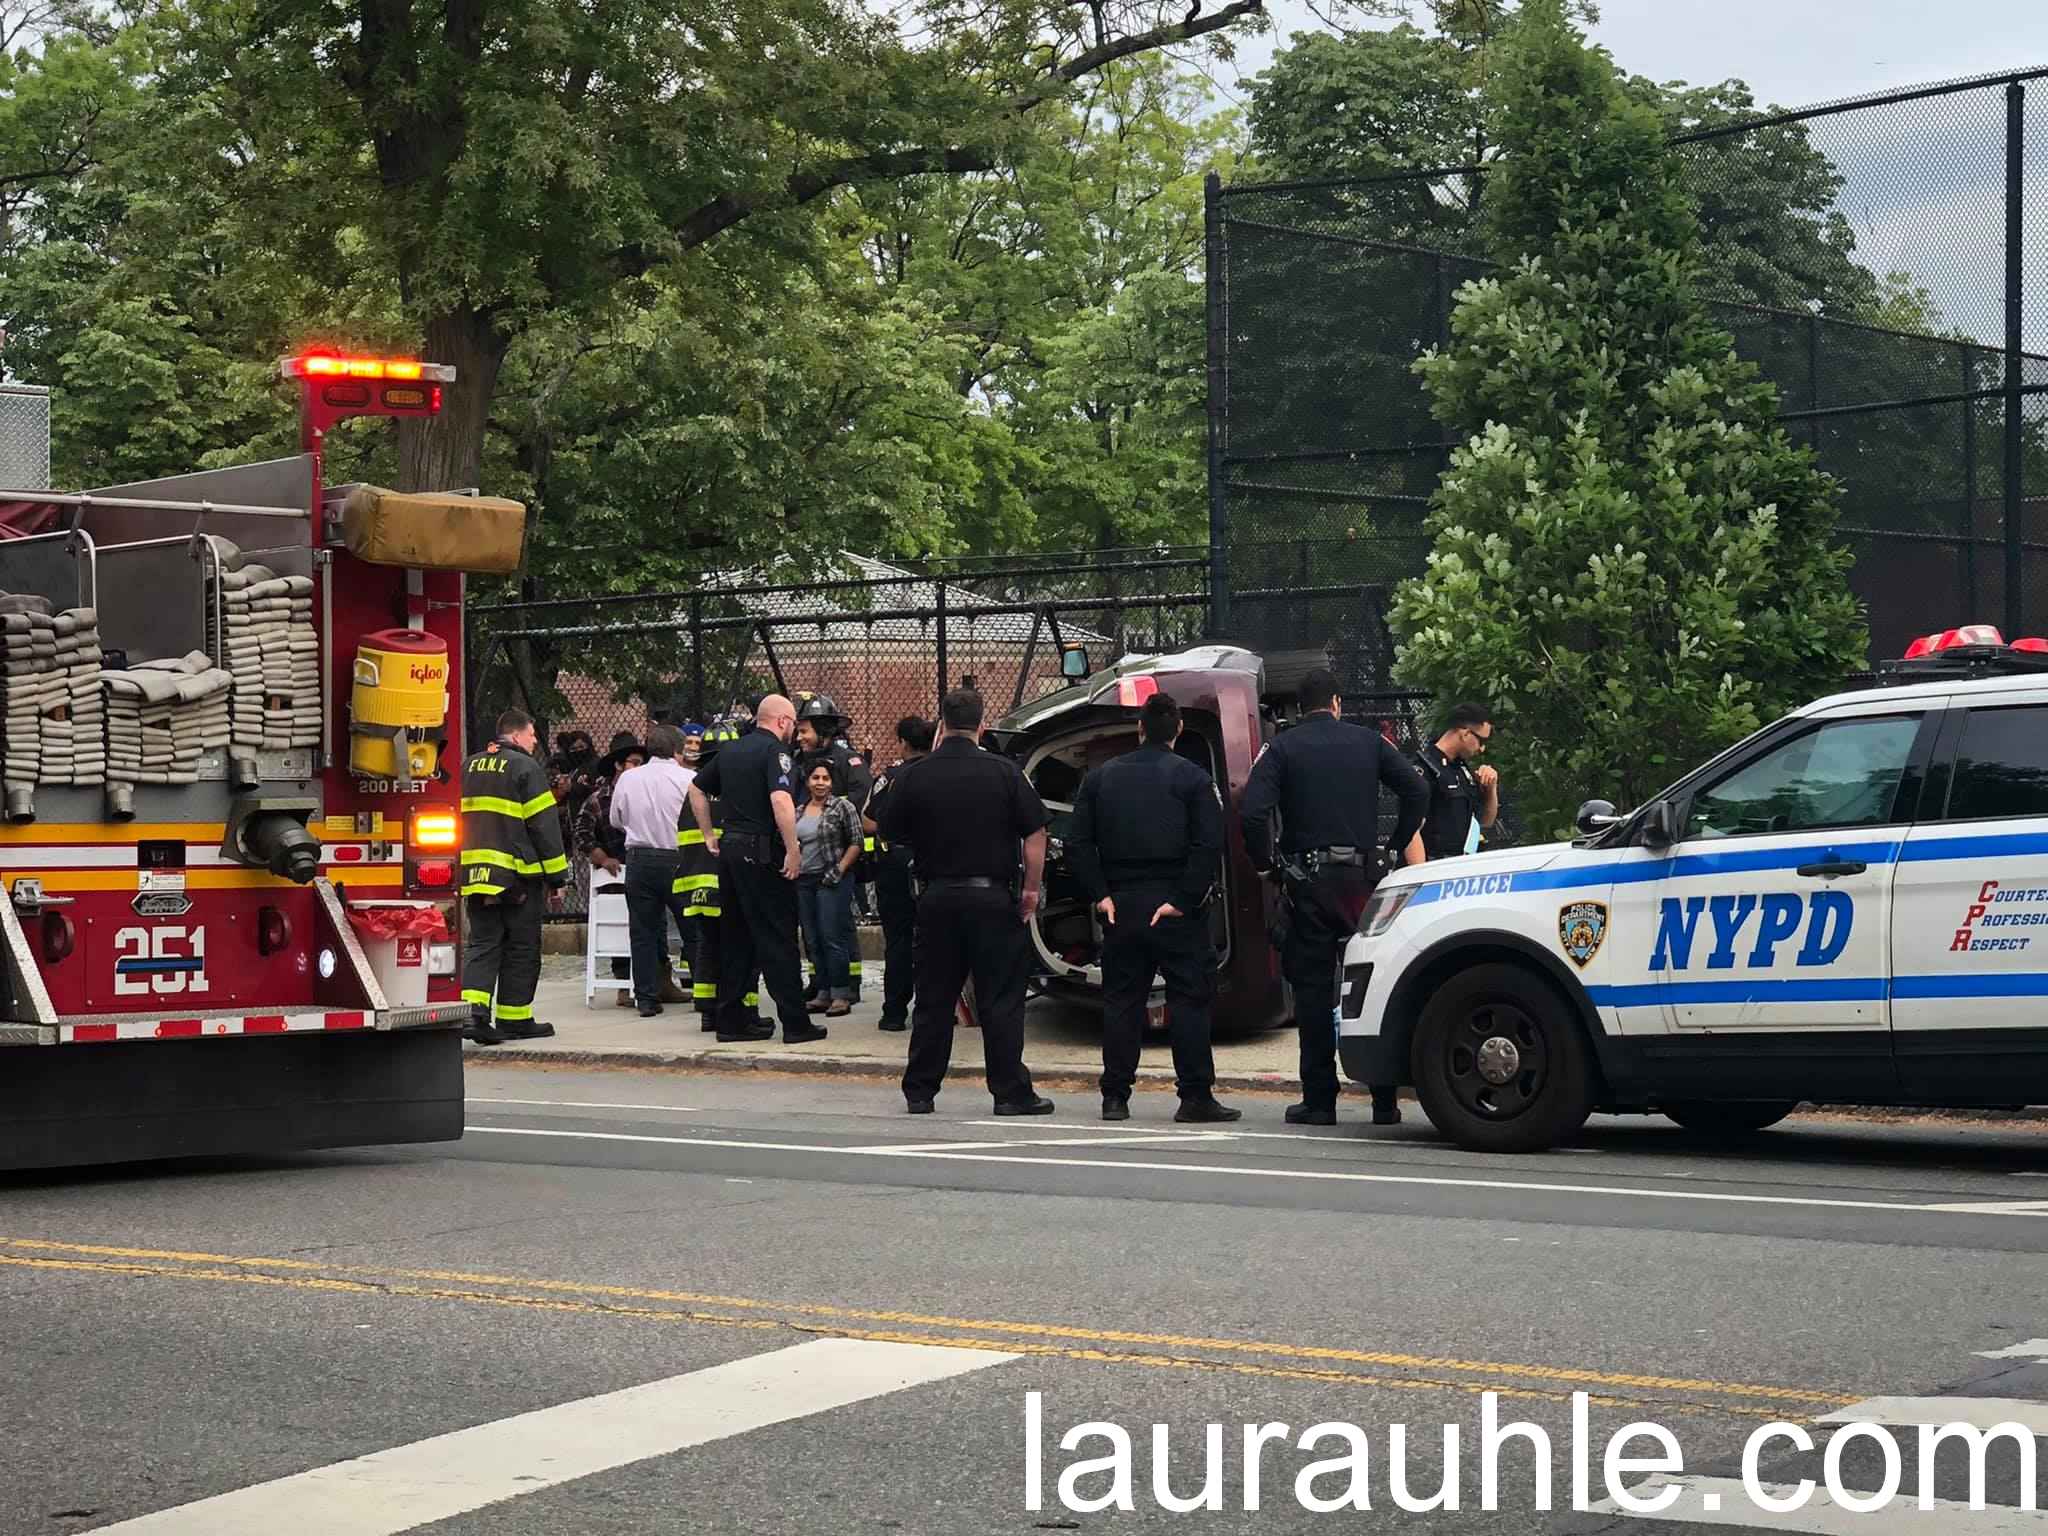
1341 625 2048 1151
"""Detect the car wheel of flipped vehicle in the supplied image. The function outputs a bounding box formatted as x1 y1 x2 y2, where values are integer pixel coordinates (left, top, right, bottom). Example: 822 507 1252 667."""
1661 1101 1798 1135
1411 962 1595 1153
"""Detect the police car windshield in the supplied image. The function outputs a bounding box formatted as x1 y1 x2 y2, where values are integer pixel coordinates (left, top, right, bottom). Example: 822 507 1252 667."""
1684 715 1918 840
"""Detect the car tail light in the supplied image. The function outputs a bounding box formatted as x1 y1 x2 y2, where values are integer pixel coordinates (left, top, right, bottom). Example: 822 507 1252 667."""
1115 674 1158 706
410 809 459 849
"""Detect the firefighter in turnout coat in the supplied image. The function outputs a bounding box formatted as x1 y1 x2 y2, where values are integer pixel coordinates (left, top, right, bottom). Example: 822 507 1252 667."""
460 707 569 1043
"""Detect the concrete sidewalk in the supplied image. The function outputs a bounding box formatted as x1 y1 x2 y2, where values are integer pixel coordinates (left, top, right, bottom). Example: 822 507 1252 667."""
472 954 1307 1095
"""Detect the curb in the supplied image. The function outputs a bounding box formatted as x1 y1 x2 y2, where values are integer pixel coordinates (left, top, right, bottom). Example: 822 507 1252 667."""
468 1047 2048 1124
471 1045 1298 1095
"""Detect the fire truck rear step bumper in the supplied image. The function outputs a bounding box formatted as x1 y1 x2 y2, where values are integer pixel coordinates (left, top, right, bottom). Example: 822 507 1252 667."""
0 1029 462 1172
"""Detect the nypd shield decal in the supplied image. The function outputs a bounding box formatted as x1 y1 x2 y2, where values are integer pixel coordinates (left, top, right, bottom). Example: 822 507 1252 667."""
1558 900 1608 969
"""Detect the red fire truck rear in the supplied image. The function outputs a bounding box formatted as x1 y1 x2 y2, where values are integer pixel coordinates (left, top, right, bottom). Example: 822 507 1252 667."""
0 352 519 1170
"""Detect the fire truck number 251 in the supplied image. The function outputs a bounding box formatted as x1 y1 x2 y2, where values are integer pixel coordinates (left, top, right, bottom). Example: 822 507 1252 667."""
112 926 209 996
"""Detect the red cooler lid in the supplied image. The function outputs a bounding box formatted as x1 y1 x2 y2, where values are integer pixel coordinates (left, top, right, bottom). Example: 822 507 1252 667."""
360 628 448 655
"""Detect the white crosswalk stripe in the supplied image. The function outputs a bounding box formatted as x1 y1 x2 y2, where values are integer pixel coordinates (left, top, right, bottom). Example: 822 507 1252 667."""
83 1339 1015 1536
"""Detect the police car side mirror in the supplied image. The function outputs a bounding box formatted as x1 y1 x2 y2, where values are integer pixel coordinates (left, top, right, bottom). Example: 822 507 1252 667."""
1575 798 1619 835
1639 799 1677 851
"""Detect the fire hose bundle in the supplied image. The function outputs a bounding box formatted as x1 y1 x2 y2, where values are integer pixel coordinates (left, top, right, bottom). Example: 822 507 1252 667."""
206 548 320 753
102 651 234 788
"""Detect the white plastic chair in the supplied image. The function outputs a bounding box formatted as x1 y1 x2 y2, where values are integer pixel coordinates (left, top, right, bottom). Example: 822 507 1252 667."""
584 881 634 1006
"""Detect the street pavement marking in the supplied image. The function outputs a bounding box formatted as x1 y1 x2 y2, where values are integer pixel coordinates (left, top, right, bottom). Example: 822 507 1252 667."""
459 1122 2048 1220
1819 1396 2048 1435
1978 1340 2048 1363
79 1337 1012 1535
1588 1475 2048 1532
0 1251 1796 1423
0 1239 1855 1407
465 1097 701 1113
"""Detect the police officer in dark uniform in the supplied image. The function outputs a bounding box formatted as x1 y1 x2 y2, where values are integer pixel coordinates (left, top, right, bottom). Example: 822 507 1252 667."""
459 707 568 1044
1241 667 1427 1126
1065 692 1241 1124
862 714 932 1032
1412 701 1500 861
878 688 1054 1116
686 694 827 1046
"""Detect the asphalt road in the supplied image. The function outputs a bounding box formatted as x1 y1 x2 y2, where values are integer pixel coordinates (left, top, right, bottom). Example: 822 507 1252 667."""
3 1066 2046 1535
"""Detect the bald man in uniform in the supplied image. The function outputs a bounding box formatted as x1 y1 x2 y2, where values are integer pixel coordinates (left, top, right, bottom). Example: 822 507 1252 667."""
688 694 827 1046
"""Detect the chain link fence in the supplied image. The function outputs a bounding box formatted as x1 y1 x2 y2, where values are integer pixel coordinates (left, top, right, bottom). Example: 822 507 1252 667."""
1207 67 2048 665
466 550 1375 919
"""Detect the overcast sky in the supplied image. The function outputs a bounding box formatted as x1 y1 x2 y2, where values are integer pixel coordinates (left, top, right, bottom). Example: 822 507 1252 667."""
1224 1 2048 109
1208 2 2046 348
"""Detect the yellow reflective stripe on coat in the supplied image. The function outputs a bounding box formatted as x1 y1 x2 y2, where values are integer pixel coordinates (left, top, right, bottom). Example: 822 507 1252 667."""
678 828 706 847
460 796 526 819
494 1002 534 1022
672 873 719 893
538 853 569 876
521 790 558 818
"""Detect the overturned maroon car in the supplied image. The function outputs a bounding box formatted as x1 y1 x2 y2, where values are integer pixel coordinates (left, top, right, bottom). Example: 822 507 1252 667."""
987 644 1312 1035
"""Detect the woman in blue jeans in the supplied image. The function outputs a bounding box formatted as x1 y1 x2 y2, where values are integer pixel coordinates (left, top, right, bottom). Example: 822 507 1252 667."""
794 762 862 1016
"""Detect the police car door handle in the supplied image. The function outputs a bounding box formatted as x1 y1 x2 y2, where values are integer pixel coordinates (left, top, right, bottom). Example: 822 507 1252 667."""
1796 859 1866 879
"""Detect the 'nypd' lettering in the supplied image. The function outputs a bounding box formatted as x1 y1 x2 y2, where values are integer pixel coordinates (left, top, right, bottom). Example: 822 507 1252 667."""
1649 890 1853 971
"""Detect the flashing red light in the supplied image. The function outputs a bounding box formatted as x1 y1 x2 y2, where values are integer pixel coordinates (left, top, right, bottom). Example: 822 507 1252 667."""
1115 674 1159 707
412 859 455 890
2014 638 2048 653
1904 623 2008 660
281 353 453 383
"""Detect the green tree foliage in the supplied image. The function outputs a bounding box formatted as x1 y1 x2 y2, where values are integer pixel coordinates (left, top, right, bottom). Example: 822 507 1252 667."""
1389 0 1869 837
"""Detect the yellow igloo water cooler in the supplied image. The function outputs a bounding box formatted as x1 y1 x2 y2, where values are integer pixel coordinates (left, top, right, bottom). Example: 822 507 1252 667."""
350 628 449 784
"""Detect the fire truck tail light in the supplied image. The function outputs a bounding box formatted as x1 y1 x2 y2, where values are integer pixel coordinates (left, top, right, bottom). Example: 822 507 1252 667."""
412 859 455 889
411 810 459 849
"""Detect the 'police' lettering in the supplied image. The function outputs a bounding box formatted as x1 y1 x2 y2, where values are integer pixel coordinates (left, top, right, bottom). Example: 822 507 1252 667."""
1650 891 1854 972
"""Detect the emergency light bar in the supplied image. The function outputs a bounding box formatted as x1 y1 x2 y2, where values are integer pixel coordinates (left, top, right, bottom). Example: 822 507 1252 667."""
280 354 457 383
282 351 457 450
1886 622 2048 679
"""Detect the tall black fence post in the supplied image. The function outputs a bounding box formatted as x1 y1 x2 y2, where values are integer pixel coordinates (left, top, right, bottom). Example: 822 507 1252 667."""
1962 342 1979 615
934 570 949 709
2004 79 2026 638
1204 170 1230 638
688 592 705 721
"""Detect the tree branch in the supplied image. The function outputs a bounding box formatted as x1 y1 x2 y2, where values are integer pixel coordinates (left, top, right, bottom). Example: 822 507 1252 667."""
663 0 1264 256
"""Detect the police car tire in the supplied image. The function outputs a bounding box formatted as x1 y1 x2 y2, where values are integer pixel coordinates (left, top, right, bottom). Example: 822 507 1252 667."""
1410 962 1595 1154
1661 1101 1798 1135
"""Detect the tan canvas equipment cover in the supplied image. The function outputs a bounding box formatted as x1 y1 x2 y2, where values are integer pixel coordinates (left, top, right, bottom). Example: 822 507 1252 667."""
341 485 526 573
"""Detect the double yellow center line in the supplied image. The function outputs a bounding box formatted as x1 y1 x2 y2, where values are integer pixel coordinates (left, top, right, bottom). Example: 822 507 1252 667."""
0 1237 1858 1422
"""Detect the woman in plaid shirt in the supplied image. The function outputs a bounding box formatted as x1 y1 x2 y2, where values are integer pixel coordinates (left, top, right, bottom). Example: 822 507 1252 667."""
794 761 863 1016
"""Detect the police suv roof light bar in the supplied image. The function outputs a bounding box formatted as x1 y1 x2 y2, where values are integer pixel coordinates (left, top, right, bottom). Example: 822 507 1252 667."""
1884 623 2048 680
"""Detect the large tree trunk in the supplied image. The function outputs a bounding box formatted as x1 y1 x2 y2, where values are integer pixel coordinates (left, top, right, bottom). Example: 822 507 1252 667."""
396 306 513 493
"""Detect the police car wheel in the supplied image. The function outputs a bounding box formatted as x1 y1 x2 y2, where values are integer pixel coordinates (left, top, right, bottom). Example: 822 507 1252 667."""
1661 1101 1797 1135
1410 963 1594 1153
